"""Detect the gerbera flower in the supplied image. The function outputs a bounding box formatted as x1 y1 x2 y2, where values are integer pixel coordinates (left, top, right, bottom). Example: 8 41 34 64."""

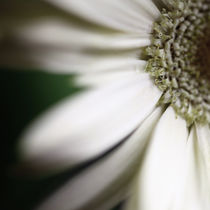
1 0 210 210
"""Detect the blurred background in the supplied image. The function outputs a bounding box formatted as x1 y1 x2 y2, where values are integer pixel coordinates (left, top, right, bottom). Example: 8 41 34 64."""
1 68 123 210
1 68 79 210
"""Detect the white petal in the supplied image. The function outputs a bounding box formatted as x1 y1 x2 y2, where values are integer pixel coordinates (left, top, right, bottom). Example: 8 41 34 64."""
196 124 210 179
126 107 188 210
127 121 210 210
45 0 160 34
1 1 151 73
19 74 161 173
75 63 147 87
1 1 153 73
171 126 210 210
15 21 150 49
1 44 146 74
36 107 163 210
135 0 162 20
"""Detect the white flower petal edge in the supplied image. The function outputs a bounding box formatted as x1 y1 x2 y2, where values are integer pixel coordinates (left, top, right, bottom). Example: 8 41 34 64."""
196 124 210 180
75 67 147 87
45 0 160 34
19 72 161 174
0 1 153 73
169 126 210 210
36 107 163 210
1 20 149 73
125 107 189 210
194 124 210 209
12 22 151 50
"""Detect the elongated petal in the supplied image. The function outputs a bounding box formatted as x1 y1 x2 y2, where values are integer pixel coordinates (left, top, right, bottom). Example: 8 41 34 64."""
19 74 161 173
0 0 152 73
36 107 163 210
125 107 188 210
45 0 160 34
169 126 210 210
13 23 150 50
76 65 147 87
1 44 146 73
196 124 210 179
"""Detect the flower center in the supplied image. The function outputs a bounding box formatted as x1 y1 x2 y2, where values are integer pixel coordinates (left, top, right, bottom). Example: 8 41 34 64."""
145 0 210 125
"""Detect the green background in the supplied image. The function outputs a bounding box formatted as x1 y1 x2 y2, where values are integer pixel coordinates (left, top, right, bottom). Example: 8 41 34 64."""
1 69 122 210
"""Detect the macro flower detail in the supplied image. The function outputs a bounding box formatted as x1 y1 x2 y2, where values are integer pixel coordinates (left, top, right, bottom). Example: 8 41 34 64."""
1 0 210 210
145 0 210 125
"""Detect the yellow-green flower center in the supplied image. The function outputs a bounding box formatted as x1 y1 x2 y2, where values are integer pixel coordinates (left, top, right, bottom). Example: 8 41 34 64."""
145 0 210 125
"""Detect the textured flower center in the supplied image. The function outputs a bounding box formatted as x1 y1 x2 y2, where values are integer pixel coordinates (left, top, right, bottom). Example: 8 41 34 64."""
145 0 210 125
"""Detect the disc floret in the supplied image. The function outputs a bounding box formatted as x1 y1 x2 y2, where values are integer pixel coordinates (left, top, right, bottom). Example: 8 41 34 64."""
146 0 210 125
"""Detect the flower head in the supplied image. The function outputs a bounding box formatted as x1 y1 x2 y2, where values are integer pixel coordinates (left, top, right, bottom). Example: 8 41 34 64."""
1 0 210 210
146 0 210 125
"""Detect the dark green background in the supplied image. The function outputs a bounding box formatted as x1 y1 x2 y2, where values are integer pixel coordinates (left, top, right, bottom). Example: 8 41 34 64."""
1 69 82 210
1 69 122 210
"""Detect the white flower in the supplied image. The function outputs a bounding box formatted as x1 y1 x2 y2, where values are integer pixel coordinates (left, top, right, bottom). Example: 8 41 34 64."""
1 0 210 210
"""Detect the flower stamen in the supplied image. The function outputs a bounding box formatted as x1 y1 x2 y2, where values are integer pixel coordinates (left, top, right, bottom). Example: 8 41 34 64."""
145 0 210 125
